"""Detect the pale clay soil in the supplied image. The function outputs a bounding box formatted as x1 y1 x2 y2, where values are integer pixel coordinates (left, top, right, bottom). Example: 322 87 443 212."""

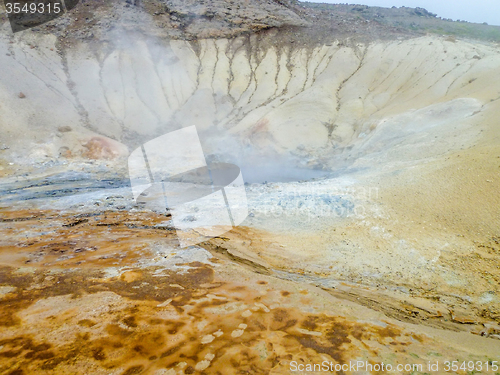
1 1 500 374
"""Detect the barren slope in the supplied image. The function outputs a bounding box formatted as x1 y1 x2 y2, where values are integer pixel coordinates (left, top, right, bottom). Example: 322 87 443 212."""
1 1 500 374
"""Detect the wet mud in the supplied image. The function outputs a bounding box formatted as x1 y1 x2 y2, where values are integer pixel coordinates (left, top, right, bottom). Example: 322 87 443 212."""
0 262 454 375
0 207 498 374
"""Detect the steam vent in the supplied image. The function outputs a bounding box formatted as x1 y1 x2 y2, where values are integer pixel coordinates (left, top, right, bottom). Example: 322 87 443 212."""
1 0 500 373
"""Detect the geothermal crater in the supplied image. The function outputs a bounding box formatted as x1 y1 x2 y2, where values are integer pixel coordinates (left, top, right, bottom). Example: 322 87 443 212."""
1 0 500 374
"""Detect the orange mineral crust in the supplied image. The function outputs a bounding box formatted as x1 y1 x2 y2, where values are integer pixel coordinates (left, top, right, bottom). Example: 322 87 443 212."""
0 209 497 374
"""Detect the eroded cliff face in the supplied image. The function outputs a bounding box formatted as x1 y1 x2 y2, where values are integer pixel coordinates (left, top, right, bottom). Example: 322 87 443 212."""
1 31 499 172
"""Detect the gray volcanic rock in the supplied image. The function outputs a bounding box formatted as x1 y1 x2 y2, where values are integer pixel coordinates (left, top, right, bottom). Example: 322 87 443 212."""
159 0 309 36
1 0 499 43
0 0 310 41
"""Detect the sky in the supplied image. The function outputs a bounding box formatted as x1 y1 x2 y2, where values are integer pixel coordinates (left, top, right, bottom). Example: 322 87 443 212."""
301 0 500 26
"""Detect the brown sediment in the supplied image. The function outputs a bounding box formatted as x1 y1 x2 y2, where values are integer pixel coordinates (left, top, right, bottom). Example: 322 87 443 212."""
199 223 500 336
0 262 433 374
0 209 176 268
199 239 271 276
0 208 493 336
0 206 497 373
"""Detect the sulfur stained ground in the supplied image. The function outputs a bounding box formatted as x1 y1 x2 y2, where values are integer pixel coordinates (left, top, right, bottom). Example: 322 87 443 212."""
0 208 497 374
